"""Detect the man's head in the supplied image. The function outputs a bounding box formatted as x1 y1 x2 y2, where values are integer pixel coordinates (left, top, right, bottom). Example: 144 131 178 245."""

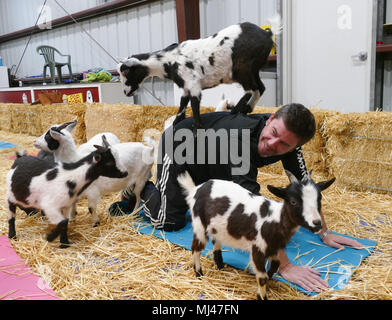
258 103 316 157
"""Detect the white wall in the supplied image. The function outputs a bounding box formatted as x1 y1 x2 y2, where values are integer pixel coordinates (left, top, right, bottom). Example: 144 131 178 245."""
0 0 108 36
199 0 278 36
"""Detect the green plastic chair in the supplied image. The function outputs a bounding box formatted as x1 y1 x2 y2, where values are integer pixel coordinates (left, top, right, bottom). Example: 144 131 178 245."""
36 45 72 84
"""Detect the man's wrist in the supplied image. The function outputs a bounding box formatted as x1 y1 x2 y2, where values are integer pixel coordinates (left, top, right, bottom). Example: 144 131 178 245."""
319 229 331 241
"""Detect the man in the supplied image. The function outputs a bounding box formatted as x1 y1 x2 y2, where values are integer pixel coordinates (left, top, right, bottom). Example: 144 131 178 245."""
110 100 362 293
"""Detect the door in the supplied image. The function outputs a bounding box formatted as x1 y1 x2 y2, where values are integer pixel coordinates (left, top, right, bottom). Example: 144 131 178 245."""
282 0 376 113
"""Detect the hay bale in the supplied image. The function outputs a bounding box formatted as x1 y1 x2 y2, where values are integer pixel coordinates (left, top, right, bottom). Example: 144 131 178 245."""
40 103 86 144
9 104 42 137
0 103 86 143
0 104 13 132
324 111 392 193
85 103 144 142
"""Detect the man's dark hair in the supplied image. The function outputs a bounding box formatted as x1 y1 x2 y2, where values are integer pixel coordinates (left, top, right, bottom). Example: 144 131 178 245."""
274 103 316 146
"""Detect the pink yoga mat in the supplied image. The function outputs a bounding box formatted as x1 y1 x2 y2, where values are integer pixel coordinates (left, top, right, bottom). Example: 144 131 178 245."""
0 235 59 300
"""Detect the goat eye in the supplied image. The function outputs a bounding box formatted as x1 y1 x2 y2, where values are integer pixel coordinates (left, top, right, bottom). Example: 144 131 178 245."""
290 199 298 206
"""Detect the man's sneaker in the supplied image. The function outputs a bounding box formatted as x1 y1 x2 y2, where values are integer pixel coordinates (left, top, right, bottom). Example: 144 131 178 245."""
109 193 137 216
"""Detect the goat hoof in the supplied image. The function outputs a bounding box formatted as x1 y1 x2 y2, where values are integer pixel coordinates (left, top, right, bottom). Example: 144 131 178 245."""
8 232 16 240
195 269 204 278
59 242 70 249
213 251 224 269
257 294 268 301
93 221 100 227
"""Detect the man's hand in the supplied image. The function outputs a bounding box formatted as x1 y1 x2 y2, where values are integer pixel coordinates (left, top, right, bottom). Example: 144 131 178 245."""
322 233 364 250
277 232 364 293
279 263 329 293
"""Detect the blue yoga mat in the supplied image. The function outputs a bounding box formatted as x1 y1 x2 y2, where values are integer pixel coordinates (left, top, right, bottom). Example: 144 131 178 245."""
0 141 16 149
135 210 377 296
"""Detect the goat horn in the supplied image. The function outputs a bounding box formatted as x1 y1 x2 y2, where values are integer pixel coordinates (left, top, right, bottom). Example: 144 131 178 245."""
101 135 110 148
56 120 76 131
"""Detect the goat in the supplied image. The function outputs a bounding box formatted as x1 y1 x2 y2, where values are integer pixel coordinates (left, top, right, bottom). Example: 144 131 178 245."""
118 18 282 133
177 170 335 300
6 138 128 248
33 120 155 226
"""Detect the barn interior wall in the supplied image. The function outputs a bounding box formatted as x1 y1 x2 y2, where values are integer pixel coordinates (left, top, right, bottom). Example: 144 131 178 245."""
0 0 278 106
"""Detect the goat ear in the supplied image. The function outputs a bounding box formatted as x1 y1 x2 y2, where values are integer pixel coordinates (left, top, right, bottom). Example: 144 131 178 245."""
66 120 77 132
101 135 110 148
284 170 299 184
267 185 286 199
93 144 106 153
317 177 336 191
49 129 63 141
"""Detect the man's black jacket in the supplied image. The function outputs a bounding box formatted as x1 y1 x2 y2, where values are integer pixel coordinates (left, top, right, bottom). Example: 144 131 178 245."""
162 111 308 195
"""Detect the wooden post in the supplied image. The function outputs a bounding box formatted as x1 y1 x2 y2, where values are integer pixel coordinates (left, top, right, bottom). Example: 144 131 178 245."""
175 0 200 43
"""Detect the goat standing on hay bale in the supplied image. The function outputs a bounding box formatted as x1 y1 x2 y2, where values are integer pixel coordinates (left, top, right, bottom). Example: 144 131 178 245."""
6 137 128 248
178 169 335 300
117 18 282 133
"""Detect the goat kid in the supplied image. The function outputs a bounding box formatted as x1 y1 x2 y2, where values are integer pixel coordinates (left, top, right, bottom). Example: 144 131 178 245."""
118 19 282 133
177 170 335 300
6 138 128 248
34 120 155 226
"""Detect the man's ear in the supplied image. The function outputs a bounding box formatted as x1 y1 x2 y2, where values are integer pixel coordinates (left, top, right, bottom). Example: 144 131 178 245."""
267 185 286 199
266 113 275 126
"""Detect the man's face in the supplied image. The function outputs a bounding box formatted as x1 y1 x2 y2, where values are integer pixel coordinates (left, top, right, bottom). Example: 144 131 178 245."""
258 114 300 157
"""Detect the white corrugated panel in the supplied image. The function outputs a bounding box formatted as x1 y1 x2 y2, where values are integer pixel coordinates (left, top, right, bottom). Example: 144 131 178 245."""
0 0 105 36
0 0 277 106
199 0 278 37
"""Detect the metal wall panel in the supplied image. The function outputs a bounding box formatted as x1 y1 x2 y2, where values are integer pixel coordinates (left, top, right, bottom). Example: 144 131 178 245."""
0 0 277 106
0 0 178 76
199 0 278 37
0 0 106 36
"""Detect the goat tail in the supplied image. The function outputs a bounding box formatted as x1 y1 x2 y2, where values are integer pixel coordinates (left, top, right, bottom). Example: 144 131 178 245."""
177 171 197 206
16 149 26 158
267 14 283 36
142 129 160 150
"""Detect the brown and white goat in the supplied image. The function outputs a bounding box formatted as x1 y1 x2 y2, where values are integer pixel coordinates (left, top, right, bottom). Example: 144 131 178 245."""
177 170 335 300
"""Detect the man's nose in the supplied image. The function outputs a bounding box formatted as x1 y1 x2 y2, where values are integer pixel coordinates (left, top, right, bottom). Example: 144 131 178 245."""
268 137 280 149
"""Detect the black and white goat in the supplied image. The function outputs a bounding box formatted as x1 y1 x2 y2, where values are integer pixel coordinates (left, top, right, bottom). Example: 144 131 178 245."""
177 170 335 300
6 137 128 248
118 18 282 132
33 120 155 226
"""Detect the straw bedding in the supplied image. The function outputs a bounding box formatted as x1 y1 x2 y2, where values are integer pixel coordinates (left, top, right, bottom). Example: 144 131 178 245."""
0 128 391 300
